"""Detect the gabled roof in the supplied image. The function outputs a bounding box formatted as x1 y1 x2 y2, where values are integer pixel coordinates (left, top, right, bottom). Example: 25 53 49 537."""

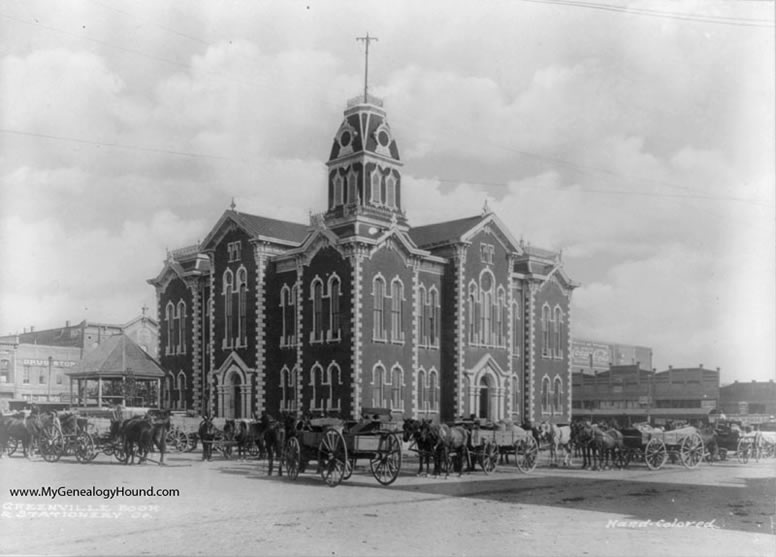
230 210 310 244
408 215 484 249
67 334 165 378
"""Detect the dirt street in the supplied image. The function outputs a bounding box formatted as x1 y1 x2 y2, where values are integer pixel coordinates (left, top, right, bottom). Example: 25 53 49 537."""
1 450 774 557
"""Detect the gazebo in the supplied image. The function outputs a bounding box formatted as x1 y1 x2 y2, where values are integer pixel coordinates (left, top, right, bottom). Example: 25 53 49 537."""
66 334 165 408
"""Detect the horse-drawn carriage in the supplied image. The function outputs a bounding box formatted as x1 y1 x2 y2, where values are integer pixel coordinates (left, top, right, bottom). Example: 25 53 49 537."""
284 408 403 487
465 422 539 473
619 425 705 470
38 411 96 463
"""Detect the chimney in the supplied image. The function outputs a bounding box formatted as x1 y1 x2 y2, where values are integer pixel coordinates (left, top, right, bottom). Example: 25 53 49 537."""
669 365 673 370
30 326 35 332
65 320 70 327
699 364 703 369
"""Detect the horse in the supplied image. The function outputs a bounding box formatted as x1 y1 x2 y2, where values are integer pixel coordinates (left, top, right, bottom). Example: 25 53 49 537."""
438 423 470 478
539 421 572 467
222 419 237 458
234 420 261 460
570 421 598 469
116 411 170 465
254 412 285 476
698 424 719 462
590 425 625 470
198 416 217 461
0 411 43 458
403 418 444 477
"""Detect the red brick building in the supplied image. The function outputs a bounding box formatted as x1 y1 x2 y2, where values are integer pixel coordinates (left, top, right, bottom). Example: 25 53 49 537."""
148 94 577 424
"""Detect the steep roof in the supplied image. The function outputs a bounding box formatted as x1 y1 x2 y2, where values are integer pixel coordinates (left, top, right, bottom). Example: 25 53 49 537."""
408 215 483 249
67 334 165 378
230 210 310 244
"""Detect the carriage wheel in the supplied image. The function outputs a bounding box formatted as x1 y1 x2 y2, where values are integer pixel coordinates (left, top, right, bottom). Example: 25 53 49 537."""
343 456 356 480
5 437 18 457
174 430 189 452
284 437 300 480
370 432 402 486
737 438 751 464
679 433 704 469
40 427 64 463
113 442 128 463
249 442 260 458
515 435 538 473
318 428 348 487
479 441 498 475
75 432 97 463
645 439 667 470
185 433 198 453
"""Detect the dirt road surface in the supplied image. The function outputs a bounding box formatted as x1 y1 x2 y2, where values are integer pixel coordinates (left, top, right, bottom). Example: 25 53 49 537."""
1 450 774 557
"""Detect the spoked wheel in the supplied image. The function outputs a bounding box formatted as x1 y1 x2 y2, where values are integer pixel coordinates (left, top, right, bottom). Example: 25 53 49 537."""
680 433 704 469
249 442 260 458
5 437 18 457
737 438 751 464
75 432 97 463
645 439 667 470
40 427 64 463
370 432 402 486
113 442 128 463
343 457 356 481
284 437 300 480
185 433 198 453
318 428 348 487
515 435 538 473
479 441 498 475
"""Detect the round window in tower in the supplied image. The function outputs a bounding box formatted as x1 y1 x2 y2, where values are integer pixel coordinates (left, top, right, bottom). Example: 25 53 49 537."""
377 130 390 147
340 131 352 148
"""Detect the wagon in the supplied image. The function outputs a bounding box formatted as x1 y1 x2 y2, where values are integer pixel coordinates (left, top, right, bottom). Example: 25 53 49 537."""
620 426 704 470
284 409 403 487
467 424 539 473
38 412 96 464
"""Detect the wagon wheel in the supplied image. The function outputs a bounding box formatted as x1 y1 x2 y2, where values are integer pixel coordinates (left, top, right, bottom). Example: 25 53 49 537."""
737 438 751 464
370 432 402 486
645 438 667 470
75 432 97 463
40 427 64 463
343 456 356 480
5 436 18 457
248 442 260 458
113 442 128 463
174 430 189 452
479 441 498 475
318 428 348 487
284 437 301 480
185 433 198 452
679 433 704 469
718 447 728 461
515 435 538 473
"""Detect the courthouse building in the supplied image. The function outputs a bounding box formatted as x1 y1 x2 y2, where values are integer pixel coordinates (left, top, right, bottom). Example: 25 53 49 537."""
149 92 578 424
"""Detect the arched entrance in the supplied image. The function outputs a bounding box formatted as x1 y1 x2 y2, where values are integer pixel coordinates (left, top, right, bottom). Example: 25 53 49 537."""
479 377 491 420
227 373 242 419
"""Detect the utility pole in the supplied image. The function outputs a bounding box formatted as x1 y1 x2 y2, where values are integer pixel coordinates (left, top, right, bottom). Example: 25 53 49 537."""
356 33 378 102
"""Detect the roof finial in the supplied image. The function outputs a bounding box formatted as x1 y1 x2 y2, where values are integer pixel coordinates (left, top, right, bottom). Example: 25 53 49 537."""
230 197 236 211
356 33 378 103
482 198 491 216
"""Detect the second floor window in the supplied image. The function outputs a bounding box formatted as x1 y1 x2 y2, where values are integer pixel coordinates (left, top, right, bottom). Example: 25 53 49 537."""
390 280 404 343
373 277 386 341
227 241 241 262
329 275 341 341
311 279 324 342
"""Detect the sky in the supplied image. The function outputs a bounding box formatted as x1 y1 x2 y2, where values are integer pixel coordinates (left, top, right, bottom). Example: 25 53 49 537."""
0 0 774 384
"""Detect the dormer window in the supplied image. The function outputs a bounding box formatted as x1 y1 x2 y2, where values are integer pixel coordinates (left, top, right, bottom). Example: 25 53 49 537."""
385 175 396 209
228 241 241 262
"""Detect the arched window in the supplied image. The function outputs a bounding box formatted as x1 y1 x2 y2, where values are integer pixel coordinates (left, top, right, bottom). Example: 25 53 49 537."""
428 288 439 347
177 372 187 410
177 301 187 354
280 366 298 411
511 374 520 418
391 279 404 342
373 276 386 340
311 278 324 342
541 305 551 357
165 302 174 355
237 268 247 347
468 283 478 344
429 370 439 412
497 288 506 347
554 377 563 414
280 285 290 346
512 300 520 358
417 369 426 413
391 366 403 410
326 362 341 411
372 364 385 408
554 307 563 358
418 285 428 345
480 272 494 346
311 364 325 412
333 174 344 206
386 175 396 208
541 377 551 414
329 275 341 341
370 170 381 205
223 270 234 347
172 302 181 354
347 170 358 205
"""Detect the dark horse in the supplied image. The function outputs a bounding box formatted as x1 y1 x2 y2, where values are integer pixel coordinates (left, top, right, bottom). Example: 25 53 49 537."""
235 420 259 460
439 423 470 478
403 418 444 477
0 411 43 458
254 412 285 476
198 416 217 461
590 425 625 470
112 411 170 465
570 421 598 469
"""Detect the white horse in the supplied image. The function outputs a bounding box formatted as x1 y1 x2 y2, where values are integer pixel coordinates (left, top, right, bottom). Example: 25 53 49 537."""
539 421 572 467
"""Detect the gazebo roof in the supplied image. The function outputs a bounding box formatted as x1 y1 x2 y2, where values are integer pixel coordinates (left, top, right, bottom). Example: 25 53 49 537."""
67 334 165 379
